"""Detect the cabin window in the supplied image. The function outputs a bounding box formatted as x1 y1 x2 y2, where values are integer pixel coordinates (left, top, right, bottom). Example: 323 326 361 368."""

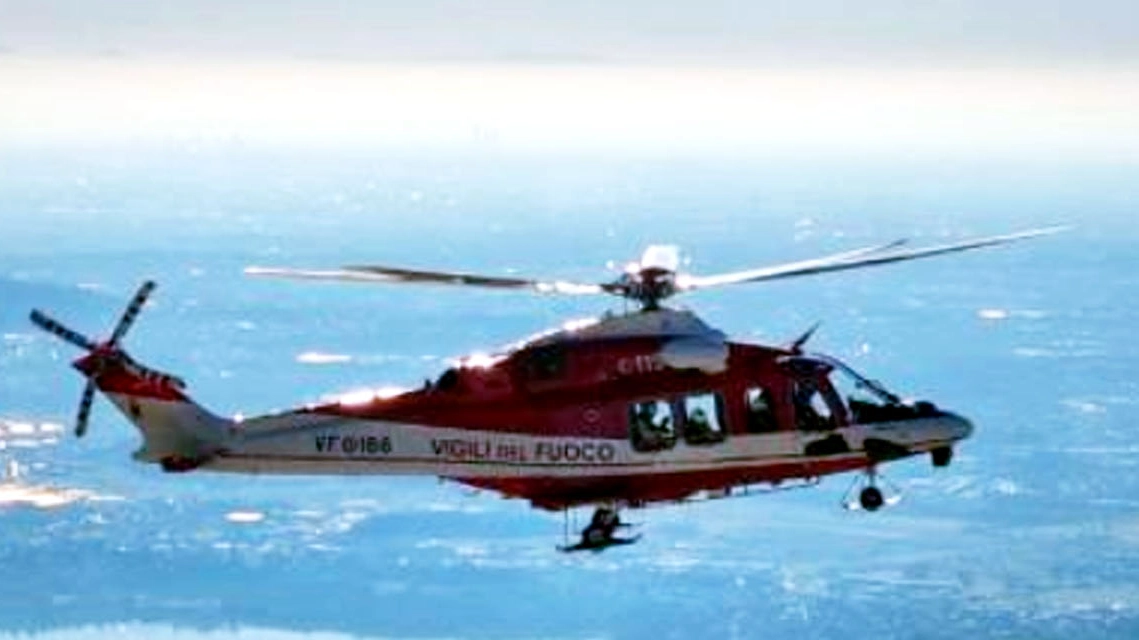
435 368 460 391
628 400 676 452
525 345 566 381
793 380 836 431
682 392 726 445
745 386 778 433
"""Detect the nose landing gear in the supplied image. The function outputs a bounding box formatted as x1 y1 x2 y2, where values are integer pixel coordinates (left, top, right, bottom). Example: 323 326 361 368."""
931 446 954 468
842 468 901 512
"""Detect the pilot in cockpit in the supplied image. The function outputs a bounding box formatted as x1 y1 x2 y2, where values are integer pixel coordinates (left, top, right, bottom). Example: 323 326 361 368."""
793 380 834 432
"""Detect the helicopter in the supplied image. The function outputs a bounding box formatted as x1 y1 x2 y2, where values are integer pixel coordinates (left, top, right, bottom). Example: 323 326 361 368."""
30 227 1059 551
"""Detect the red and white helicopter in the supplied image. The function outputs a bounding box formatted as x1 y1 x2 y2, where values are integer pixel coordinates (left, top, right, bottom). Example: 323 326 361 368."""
31 228 1058 551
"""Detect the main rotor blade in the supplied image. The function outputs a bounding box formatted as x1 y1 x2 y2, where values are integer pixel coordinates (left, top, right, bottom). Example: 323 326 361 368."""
819 238 909 262
674 238 907 292
75 381 95 438
245 266 605 296
29 310 97 351
108 280 156 346
679 227 1065 291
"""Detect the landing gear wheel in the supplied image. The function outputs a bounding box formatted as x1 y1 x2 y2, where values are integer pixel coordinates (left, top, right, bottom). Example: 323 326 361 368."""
931 446 953 467
859 486 885 512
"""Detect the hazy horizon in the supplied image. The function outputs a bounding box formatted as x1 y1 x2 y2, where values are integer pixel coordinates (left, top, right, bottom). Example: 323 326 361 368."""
2 57 1136 160
3 1 1138 156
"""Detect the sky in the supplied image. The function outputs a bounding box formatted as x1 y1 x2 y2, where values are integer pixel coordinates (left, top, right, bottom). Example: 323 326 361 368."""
1 1 1138 154
3 1 1139 66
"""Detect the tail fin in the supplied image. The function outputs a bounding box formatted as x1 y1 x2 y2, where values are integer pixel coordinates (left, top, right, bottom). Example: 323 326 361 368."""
79 352 232 469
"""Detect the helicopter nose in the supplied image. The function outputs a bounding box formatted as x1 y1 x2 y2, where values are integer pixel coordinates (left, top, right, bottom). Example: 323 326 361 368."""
944 412 974 442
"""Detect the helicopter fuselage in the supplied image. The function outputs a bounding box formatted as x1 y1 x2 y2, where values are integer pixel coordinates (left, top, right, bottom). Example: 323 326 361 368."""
87 308 972 510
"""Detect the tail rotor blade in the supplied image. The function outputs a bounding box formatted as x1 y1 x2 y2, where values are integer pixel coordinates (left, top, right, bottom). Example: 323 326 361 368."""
109 280 156 346
29 310 97 351
75 381 96 438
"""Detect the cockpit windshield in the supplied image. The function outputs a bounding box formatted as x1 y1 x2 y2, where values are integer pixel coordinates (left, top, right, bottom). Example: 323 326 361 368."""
796 354 943 424
808 354 904 407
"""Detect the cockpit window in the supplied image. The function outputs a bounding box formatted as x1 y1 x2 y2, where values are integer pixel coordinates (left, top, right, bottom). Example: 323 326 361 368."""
525 345 566 381
827 365 885 410
793 380 836 431
832 372 892 424
629 400 676 452
806 355 903 406
791 355 935 425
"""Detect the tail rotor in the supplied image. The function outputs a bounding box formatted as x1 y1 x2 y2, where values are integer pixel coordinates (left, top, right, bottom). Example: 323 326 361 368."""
28 280 161 438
